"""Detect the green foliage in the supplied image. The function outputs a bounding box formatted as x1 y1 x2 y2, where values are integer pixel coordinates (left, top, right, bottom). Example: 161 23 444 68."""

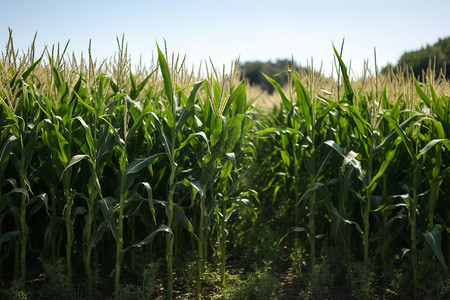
239 59 294 93
222 261 278 300
0 279 28 300
113 262 160 300
395 36 450 79
39 259 76 300
0 32 449 300
346 262 374 300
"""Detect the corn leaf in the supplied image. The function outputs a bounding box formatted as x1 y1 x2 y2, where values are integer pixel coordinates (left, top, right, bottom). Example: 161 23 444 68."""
226 114 244 152
210 116 225 147
0 136 17 167
175 80 204 132
0 231 20 245
262 72 293 111
333 46 354 103
279 226 307 246
124 224 172 251
419 139 450 156
175 132 209 155
64 154 90 174
423 225 448 269
157 44 174 110
174 203 195 236
125 153 163 175
296 182 324 207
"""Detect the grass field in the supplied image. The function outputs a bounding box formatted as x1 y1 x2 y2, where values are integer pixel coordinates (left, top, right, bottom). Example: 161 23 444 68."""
0 33 449 299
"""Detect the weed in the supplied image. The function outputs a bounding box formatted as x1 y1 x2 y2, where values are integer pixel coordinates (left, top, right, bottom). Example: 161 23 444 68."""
302 256 334 299
346 261 374 300
0 279 28 300
222 261 278 300
39 258 75 300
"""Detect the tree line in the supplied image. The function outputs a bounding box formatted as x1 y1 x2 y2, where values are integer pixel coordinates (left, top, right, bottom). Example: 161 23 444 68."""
240 36 450 90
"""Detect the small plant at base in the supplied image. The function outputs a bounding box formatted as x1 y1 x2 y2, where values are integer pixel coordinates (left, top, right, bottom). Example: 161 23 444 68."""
417 259 450 300
222 261 278 300
39 258 75 300
139 262 160 299
303 256 334 299
0 279 28 300
113 261 160 300
346 261 374 300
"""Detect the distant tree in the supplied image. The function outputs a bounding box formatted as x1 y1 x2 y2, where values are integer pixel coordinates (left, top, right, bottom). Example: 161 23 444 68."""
396 37 450 79
239 59 294 93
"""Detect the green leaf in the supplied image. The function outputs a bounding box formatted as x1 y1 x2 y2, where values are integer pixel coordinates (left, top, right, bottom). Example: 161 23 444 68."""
134 69 157 99
129 71 137 97
414 77 432 108
220 159 233 180
419 139 450 157
229 80 247 115
324 140 345 158
292 71 312 129
323 200 363 236
99 197 120 241
175 132 209 154
175 80 204 132
157 43 174 110
21 54 43 82
262 72 293 111
392 193 412 209
133 182 156 224
423 225 448 269
4 187 29 200
296 182 324 206
127 101 154 141
125 153 163 175
110 79 119 93
0 231 20 245
368 148 397 192
43 217 63 255
374 114 420 153
333 45 354 103
88 221 108 248
384 114 416 161
151 112 176 166
226 114 244 152
183 179 204 200
64 154 90 174
256 127 302 136
280 150 290 167
210 116 225 147
0 136 17 167
278 226 307 246
124 224 172 252
74 116 94 154
28 193 49 216
174 203 195 235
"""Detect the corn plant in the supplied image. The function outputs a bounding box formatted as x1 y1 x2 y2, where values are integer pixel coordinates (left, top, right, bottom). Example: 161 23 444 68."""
385 112 449 297
70 72 114 296
99 79 169 298
153 44 206 299
37 62 87 286
205 74 248 286
0 55 48 286
259 67 339 270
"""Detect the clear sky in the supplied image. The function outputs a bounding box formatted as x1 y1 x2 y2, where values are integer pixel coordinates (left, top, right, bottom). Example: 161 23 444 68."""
1 0 449 77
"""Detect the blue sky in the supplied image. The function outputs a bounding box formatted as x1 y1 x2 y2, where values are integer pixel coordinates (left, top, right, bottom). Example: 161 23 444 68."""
1 0 449 76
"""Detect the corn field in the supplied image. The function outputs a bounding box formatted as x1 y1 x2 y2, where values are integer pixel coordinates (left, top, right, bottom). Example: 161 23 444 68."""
0 33 449 299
